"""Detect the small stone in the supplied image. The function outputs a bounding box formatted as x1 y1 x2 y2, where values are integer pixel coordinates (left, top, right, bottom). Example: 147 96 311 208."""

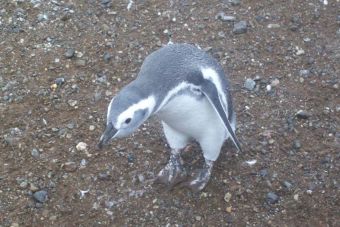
31 148 40 158
299 69 310 77
293 140 301 150
33 190 48 203
266 85 272 92
20 181 28 189
37 13 48 22
89 125 95 131
283 181 293 190
127 154 134 163
64 49 75 59
76 142 88 151
138 174 145 183
293 194 299 201
67 99 78 107
296 110 311 119
55 77 65 86
215 12 236 22
226 206 232 213
195 216 202 221
10 223 19 227
259 169 268 177
63 162 77 172
98 172 110 180
271 79 280 87
75 59 86 66
229 0 240 6
244 78 256 91
103 52 112 62
30 183 39 192
93 92 102 102
266 192 279 204
296 48 305 56
224 192 232 202
233 21 247 34
267 24 280 29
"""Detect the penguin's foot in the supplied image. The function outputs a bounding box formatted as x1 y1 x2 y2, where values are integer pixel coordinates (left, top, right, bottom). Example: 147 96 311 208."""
154 149 187 189
180 160 214 192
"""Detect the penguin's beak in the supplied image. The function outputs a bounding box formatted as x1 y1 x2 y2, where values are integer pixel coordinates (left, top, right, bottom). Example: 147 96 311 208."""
97 123 118 149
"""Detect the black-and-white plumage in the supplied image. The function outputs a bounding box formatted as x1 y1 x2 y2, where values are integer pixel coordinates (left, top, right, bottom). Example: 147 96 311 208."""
98 43 241 191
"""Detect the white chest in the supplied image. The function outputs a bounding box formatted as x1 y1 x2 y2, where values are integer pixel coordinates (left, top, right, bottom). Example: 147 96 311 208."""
156 94 226 140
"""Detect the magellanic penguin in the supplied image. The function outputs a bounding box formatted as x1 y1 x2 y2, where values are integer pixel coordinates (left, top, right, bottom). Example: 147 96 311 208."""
98 43 242 192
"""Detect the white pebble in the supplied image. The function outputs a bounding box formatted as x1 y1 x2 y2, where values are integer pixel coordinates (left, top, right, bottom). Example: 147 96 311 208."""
76 142 87 151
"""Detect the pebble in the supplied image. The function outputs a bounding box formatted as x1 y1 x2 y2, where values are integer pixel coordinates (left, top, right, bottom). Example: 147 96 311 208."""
224 192 232 202
127 154 135 163
67 99 78 107
103 52 112 62
31 148 40 158
76 142 88 151
271 79 280 87
195 216 202 221
215 12 236 22
244 78 256 91
37 13 48 22
267 24 280 29
233 21 247 34
63 162 77 172
64 49 75 59
293 140 301 150
75 59 86 66
55 77 65 86
259 169 268 177
283 181 293 190
33 190 48 203
20 181 28 189
229 0 240 6
266 192 279 204
299 69 310 77
30 183 39 192
93 92 102 102
89 125 95 131
296 110 311 119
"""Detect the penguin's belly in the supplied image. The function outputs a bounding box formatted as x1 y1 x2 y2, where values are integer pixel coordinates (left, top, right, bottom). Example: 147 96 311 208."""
157 94 226 140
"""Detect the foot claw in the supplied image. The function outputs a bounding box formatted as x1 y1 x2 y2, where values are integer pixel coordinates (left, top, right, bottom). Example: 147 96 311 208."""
154 152 187 189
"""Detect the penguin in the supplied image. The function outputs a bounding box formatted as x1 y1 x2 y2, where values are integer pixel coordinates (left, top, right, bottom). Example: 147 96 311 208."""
97 43 242 192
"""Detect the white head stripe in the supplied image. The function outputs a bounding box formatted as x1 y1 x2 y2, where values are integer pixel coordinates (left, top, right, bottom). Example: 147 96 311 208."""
116 95 156 127
201 67 227 107
107 97 115 121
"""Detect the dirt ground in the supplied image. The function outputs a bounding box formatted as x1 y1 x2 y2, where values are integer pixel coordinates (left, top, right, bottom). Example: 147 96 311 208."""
0 0 339 226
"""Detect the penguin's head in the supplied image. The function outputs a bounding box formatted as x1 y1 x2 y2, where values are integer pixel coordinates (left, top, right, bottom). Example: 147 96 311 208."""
97 87 156 149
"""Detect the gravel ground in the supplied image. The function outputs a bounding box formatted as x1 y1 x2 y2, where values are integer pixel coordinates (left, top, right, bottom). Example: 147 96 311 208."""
0 0 339 226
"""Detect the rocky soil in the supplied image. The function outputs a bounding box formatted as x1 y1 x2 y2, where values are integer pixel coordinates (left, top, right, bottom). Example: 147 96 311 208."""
0 0 339 226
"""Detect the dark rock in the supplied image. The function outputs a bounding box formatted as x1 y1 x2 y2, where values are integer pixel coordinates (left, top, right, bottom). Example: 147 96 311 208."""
33 190 48 203
215 12 236 22
259 169 268 177
283 181 293 190
128 154 134 163
266 192 279 204
293 140 301 150
55 77 65 86
64 49 75 59
233 21 247 34
103 52 112 62
296 110 311 119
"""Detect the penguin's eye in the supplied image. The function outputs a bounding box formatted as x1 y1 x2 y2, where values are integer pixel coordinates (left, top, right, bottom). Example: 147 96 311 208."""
125 118 131 124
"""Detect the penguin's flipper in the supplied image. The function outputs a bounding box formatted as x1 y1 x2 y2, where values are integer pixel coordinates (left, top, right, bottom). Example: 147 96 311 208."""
200 79 242 152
